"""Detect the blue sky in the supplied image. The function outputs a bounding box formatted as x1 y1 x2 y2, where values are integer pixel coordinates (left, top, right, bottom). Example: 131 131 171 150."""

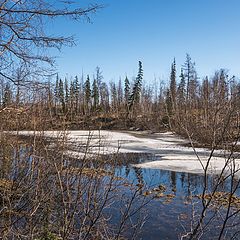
51 0 240 83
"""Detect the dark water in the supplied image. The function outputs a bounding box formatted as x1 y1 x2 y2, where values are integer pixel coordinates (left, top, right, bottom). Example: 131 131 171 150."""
3 144 240 240
111 154 240 240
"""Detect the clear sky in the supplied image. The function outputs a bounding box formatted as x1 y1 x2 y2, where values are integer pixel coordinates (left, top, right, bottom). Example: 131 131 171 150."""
51 0 240 83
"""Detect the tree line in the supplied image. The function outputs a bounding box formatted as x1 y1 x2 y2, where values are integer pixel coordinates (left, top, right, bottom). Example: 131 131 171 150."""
1 54 240 145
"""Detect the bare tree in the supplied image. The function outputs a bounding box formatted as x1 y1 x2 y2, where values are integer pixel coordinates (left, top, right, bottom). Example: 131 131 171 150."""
0 0 103 84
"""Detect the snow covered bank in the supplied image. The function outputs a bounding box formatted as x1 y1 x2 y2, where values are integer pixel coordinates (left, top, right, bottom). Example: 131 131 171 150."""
15 130 240 177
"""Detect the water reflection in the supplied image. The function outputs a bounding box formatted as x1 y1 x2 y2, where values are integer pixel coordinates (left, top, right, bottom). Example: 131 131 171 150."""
114 153 240 197
113 153 240 239
1 145 239 239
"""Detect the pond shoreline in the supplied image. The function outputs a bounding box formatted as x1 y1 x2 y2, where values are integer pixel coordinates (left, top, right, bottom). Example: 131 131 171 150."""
10 130 240 178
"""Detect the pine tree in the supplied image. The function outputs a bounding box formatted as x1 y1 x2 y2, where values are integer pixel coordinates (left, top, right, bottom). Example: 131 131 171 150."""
169 58 177 111
128 61 143 111
85 75 91 113
73 76 80 113
177 69 186 110
59 78 65 113
124 76 130 103
183 54 195 101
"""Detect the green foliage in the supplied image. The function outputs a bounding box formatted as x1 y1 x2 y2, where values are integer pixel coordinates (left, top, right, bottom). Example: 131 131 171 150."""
85 75 91 110
85 75 91 100
58 78 65 112
73 76 79 98
182 53 197 102
169 58 176 110
177 68 186 104
124 76 130 103
128 61 143 111
73 76 80 112
110 82 117 109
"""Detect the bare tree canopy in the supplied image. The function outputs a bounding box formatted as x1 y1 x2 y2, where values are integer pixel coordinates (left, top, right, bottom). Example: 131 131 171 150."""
0 0 103 83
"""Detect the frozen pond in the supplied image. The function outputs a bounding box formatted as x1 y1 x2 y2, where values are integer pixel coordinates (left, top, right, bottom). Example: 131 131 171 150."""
9 130 240 239
16 130 240 177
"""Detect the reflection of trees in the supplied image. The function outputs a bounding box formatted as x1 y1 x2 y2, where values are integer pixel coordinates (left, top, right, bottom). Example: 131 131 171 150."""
181 172 185 189
1 134 149 239
170 171 176 193
125 164 130 177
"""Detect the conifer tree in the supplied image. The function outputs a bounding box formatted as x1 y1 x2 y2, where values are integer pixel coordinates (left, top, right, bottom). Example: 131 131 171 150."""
85 75 91 113
124 76 130 103
128 61 143 112
170 58 177 111
176 69 186 112
183 54 196 102
73 76 80 113
110 82 117 111
59 78 65 113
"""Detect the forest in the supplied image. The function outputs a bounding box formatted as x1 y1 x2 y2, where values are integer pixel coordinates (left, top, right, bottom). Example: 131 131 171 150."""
1 55 239 148
0 1 240 239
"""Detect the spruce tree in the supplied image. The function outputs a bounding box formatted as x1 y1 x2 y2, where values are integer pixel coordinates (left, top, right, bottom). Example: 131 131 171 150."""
169 58 177 111
177 69 186 110
128 61 143 111
110 82 117 111
73 76 80 113
124 76 130 103
59 78 65 113
85 75 91 112
183 54 196 102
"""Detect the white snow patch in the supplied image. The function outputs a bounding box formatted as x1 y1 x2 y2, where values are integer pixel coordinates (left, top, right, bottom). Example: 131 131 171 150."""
14 130 240 177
